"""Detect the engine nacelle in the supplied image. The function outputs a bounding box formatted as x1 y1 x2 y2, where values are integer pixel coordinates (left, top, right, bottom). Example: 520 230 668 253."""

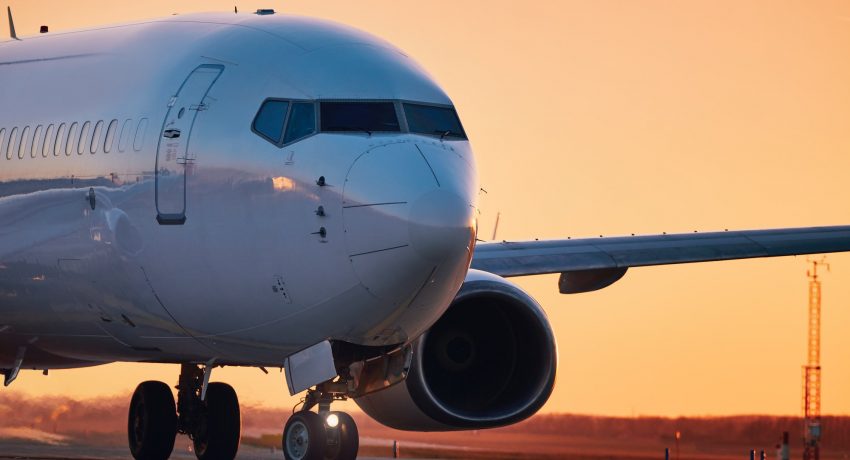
355 269 557 431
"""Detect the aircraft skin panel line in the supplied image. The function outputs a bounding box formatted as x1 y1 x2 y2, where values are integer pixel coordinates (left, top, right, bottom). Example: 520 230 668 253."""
472 225 850 277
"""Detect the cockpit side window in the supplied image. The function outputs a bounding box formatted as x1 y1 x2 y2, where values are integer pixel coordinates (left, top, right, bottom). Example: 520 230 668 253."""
320 102 400 133
253 100 289 143
283 102 316 145
403 103 467 140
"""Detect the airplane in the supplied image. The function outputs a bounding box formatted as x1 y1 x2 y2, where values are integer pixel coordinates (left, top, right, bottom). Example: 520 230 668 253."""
1 7 849 460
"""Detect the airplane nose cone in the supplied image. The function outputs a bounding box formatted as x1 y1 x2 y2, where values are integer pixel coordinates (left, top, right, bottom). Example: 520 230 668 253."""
343 142 476 304
409 188 474 264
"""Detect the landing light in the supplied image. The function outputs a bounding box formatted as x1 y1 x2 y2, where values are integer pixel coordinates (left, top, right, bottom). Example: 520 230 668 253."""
326 413 339 428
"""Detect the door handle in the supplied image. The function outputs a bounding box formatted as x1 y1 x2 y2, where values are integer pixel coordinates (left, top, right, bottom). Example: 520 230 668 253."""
163 129 181 139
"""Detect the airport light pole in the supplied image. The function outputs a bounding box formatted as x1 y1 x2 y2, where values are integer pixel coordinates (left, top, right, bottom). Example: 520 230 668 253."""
675 430 680 460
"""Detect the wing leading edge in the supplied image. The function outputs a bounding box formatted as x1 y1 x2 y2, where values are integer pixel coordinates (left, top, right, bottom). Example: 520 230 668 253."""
470 226 850 293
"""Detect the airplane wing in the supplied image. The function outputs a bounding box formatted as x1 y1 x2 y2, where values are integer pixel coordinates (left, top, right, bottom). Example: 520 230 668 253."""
470 225 850 293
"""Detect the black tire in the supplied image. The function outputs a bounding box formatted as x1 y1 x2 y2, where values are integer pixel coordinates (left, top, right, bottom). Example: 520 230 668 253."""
128 380 178 460
193 382 241 460
326 412 359 460
283 411 327 460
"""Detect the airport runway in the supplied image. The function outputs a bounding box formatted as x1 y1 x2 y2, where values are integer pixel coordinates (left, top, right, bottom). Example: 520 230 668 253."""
0 440 396 460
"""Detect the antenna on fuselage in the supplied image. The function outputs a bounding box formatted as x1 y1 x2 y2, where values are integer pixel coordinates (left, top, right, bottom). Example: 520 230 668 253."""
7 6 20 40
234 6 238 13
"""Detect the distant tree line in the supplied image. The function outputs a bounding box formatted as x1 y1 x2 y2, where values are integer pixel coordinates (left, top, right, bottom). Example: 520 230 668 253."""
503 414 850 450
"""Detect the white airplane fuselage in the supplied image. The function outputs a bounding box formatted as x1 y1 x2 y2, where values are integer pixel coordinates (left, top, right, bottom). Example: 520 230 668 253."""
0 13 477 369
7 9 848 453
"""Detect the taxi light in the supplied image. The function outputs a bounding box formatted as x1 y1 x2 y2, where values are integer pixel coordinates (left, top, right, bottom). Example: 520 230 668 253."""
326 413 339 428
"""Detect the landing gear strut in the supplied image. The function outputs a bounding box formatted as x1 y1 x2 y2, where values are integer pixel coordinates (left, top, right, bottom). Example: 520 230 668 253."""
127 364 242 460
176 364 241 460
283 381 359 460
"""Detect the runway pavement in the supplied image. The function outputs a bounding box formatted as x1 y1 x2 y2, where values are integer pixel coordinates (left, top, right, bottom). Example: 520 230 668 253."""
0 439 397 460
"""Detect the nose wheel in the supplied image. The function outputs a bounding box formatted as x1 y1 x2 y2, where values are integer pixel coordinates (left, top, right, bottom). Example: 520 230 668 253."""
283 410 358 460
283 382 359 460
283 411 326 460
325 411 359 460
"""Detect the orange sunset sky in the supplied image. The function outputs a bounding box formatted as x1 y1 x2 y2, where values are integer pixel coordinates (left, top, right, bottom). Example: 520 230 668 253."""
3 0 850 418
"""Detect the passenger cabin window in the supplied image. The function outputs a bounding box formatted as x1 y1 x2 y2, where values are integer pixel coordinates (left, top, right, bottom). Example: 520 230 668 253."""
43 124 55 157
78 121 91 155
134 118 148 152
283 102 316 145
65 122 78 156
118 119 132 153
403 103 466 140
253 100 289 143
320 102 400 133
104 120 117 153
54 123 66 156
32 125 43 158
6 127 17 160
19 126 31 159
90 120 103 154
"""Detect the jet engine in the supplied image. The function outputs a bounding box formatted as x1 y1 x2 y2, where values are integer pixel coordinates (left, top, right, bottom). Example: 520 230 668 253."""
354 270 557 431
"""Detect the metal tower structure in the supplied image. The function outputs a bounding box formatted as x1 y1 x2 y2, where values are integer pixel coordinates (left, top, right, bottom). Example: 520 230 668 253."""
803 258 827 460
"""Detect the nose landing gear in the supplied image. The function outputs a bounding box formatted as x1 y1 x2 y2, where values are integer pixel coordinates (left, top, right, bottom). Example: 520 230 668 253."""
283 382 359 460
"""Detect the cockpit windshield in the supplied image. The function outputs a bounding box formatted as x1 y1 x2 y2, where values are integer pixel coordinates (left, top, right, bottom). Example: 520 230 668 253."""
403 103 466 139
253 100 289 143
283 102 316 144
252 99 467 146
320 102 400 133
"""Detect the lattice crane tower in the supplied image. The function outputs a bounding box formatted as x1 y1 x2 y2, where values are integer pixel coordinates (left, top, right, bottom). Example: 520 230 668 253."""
802 258 827 460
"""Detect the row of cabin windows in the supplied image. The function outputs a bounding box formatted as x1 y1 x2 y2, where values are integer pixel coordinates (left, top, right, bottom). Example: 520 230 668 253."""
0 118 148 160
252 100 467 146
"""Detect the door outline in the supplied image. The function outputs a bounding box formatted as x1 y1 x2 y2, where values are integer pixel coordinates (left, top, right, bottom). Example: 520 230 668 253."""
155 64 224 225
